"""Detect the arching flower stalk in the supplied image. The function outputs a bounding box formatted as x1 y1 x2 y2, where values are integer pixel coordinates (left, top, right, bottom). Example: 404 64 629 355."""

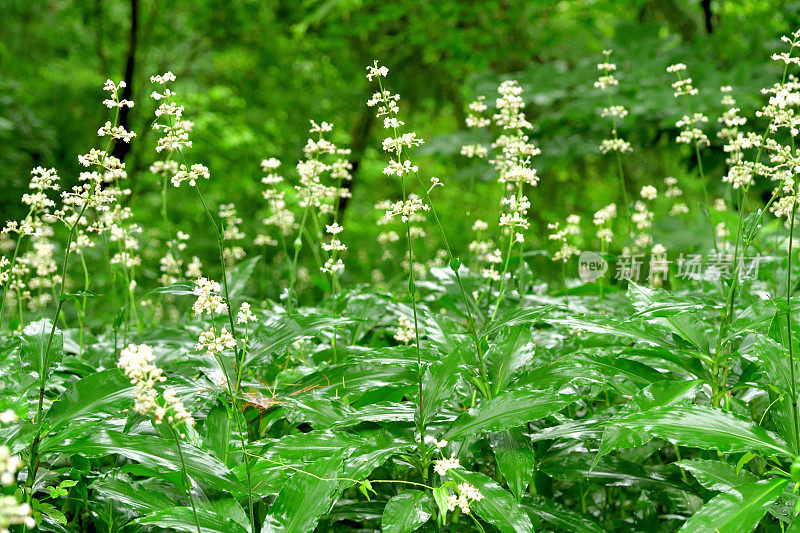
596 49 632 245
666 62 716 250
593 203 617 311
480 79 540 319
367 61 430 443
369 61 488 403
285 120 350 311
151 74 255 532
24 79 135 511
549 214 582 307
116 343 199 533
0 167 60 327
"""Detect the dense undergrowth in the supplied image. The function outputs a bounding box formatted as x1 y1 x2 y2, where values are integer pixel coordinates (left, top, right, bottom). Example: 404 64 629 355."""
6 27 800 533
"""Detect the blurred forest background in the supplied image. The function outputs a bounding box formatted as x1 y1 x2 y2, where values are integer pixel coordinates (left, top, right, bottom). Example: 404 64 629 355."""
2 0 800 284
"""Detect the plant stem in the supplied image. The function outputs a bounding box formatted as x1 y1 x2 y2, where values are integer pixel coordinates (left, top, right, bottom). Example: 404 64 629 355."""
401 175 426 447
286 204 311 313
787 197 799 454
173 430 202 533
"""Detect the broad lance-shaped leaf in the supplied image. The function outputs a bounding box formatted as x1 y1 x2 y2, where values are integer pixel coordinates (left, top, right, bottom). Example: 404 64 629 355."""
417 342 465 427
478 307 550 338
243 315 351 368
136 506 249 533
225 255 260 300
450 470 533 533
43 369 132 435
546 314 684 353
594 380 701 466
46 431 243 493
675 459 756 492
613 405 792 456
93 477 178 514
627 282 711 355
262 452 345 532
381 491 434 533
444 390 577 439
680 478 788 533
21 318 63 381
486 325 535 395
491 428 535 501
521 495 603 533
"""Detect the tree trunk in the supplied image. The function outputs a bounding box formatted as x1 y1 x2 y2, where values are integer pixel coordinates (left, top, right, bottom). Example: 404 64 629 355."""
112 0 138 163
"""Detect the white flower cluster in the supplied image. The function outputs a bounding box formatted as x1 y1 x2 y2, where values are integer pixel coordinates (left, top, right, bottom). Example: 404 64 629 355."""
549 215 581 262
171 163 210 188
321 222 346 275
192 277 227 316
446 482 484 515
259 157 295 242
196 328 236 356
365 60 389 81
664 177 688 215
219 203 246 265
384 194 430 223
150 72 193 154
631 186 656 248
97 121 136 142
237 302 255 325
667 63 699 97
675 113 709 146
593 203 617 243
117 344 195 433
433 454 460 476
499 195 531 235
466 96 490 129
599 138 632 154
295 121 352 215
594 50 619 90
393 315 416 344
102 79 134 109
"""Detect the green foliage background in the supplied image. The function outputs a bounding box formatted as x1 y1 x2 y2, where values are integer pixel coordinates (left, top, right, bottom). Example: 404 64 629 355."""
1 0 798 281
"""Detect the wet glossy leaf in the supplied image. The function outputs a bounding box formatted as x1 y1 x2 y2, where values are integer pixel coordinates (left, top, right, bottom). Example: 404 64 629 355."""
381 490 434 533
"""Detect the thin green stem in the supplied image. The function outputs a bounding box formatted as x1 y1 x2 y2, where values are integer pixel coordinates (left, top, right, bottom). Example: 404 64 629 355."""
172 430 202 533
787 197 799 454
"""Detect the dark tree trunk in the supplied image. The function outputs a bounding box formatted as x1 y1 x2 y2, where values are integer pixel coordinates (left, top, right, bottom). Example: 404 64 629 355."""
701 0 713 33
112 0 138 163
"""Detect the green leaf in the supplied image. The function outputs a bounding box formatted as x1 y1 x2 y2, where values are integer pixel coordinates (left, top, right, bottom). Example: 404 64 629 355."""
486 325 535 394
93 477 178 514
244 314 350 368
381 490 434 533
478 307 549 338
418 342 465 427
444 390 577 439
203 403 232 464
491 428 535 501
627 282 711 354
146 282 196 297
226 256 260 300
43 369 132 436
31 499 67 526
432 486 449 525
47 431 243 493
680 478 787 532
594 380 701 464
450 470 533 533
21 318 62 381
521 495 604 533
262 452 346 532
613 405 792 456
675 459 756 492
136 506 249 533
